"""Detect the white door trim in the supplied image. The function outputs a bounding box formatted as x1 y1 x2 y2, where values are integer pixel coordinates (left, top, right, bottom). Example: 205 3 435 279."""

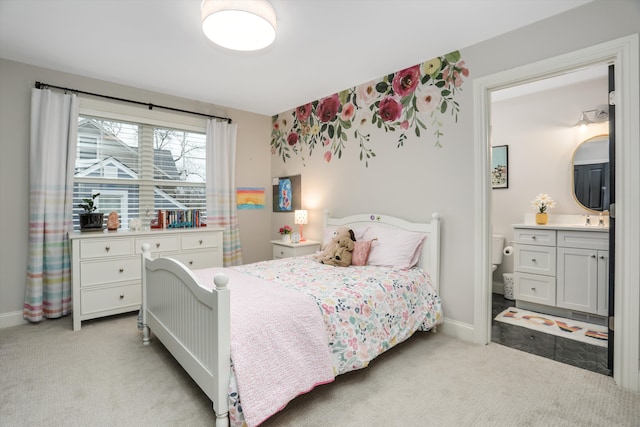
473 34 639 392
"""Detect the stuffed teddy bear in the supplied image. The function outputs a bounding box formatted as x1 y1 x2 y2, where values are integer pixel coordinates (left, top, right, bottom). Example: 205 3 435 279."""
314 226 355 265
322 235 355 267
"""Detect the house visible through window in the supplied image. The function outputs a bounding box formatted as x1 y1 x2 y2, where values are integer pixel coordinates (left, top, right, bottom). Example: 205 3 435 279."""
73 114 207 230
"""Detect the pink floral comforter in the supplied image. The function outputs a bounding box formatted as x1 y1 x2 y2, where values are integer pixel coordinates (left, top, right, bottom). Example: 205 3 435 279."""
226 256 442 426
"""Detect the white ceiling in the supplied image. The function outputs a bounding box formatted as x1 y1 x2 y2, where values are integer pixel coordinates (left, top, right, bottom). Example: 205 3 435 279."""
0 0 593 116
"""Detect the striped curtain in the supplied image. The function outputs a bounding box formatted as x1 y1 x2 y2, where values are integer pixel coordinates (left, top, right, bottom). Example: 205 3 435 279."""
24 89 78 321
206 119 243 266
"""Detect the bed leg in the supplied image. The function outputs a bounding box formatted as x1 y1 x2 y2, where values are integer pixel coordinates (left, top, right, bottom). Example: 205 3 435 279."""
142 325 150 345
215 412 229 427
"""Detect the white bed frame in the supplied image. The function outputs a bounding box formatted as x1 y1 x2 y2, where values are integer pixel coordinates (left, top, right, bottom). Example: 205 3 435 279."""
140 212 440 427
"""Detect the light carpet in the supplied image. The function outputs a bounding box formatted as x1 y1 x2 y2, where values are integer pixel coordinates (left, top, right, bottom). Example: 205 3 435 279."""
495 307 608 347
1 313 638 426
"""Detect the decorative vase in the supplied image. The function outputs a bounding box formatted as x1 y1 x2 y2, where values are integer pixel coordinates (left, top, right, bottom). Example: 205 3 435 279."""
535 213 548 225
281 234 290 242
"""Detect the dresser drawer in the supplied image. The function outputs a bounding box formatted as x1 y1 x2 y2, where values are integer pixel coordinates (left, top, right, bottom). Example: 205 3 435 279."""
514 272 556 305
514 244 556 276
273 245 296 259
166 250 220 270
514 228 556 246
135 235 180 253
81 239 133 259
181 233 221 250
80 283 141 315
80 257 140 286
557 230 608 250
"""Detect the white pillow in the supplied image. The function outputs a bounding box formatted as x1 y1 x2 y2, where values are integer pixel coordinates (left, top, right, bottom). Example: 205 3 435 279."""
322 226 369 248
362 225 426 269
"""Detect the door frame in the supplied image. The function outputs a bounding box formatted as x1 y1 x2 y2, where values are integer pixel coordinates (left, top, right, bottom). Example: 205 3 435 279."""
473 34 639 392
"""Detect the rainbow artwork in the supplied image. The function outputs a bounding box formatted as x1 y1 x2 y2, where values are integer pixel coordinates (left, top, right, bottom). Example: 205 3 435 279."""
237 187 265 210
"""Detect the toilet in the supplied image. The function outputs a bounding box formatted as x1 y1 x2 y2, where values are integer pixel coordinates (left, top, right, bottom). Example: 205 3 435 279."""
492 234 505 272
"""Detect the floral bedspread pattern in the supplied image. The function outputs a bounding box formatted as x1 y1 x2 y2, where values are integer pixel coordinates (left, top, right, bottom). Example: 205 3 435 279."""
227 256 442 426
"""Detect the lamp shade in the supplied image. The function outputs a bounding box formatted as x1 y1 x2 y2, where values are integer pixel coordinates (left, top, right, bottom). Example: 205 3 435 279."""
201 0 277 51
294 210 308 225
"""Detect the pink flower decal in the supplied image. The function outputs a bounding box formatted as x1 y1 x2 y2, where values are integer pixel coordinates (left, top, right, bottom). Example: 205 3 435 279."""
323 151 332 162
316 93 341 122
392 65 420 97
400 120 409 130
287 132 299 146
378 97 402 122
341 102 355 121
356 81 378 106
416 85 441 113
295 103 312 122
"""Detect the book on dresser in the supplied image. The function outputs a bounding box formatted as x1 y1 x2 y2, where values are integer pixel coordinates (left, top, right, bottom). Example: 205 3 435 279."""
68 227 224 331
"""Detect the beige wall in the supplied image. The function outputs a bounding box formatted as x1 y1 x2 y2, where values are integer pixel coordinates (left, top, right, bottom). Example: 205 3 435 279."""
270 0 640 327
0 58 272 322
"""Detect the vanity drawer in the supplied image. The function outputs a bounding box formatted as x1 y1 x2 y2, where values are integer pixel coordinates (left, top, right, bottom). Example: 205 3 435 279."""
514 228 556 246
81 239 133 259
514 244 556 276
181 233 221 250
514 272 556 305
557 230 608 250
135 235 180 253
81 283 141 315
80 257 140 287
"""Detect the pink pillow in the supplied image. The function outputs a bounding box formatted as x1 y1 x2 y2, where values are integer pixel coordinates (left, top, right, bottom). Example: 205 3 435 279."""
351 239 376 266
362 226 426 269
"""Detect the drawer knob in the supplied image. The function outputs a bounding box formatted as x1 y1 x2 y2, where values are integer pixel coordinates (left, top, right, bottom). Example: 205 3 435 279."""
531 235 536 240
531 287 536 291
119 268 124 273
199 239 203 245
591 254 596 258
119 294 124 299
531 258 536 262
188 260 193 265
156 243 160 248
599 255 606 260
105 246 110 252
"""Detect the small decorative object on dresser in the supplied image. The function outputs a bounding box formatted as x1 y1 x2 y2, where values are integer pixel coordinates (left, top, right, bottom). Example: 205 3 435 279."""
531 193 555 225
77 193 104 231
279 225 292 242
107 211 119 230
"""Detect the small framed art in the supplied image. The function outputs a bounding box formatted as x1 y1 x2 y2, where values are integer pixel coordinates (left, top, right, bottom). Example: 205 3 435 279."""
491 145 509 189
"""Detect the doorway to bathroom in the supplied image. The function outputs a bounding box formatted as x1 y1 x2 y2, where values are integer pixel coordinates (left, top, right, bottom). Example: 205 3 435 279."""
473 36 640 392
488 62 612 375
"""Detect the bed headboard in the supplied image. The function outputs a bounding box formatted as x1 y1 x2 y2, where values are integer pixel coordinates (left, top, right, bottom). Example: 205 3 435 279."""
323 211 441 292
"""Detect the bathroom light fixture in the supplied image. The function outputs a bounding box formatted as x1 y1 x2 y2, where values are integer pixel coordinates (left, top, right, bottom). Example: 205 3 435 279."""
294 210 308 242
573 105 609 131
201 0 277 51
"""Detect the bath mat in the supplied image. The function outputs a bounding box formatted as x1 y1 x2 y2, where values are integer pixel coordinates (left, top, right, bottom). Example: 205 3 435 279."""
495 307 608 348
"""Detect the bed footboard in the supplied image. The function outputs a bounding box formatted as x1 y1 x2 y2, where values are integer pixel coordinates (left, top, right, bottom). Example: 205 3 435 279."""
141 244 230 427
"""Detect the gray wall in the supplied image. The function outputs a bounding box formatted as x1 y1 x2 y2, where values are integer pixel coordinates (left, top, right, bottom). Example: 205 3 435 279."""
269 0 640 327
0 59 272 323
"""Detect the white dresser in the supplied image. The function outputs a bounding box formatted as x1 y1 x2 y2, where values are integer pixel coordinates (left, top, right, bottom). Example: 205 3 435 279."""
513 224 608 317
69 227 224 330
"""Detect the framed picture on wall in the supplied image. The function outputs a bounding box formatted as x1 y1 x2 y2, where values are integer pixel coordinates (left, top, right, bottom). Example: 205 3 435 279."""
491 145 509 189
272 174 301 212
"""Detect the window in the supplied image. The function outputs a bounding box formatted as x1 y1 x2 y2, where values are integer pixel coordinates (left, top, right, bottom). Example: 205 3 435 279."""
73 104 207 230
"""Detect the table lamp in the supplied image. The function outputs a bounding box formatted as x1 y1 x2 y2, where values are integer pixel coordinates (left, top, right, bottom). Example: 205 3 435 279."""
294 209 308 242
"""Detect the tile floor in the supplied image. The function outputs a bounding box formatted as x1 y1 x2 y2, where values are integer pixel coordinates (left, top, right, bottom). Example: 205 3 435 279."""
491 293 611 376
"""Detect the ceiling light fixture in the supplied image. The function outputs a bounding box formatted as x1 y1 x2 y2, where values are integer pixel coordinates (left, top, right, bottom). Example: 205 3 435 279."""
573 105 609 131
201 0 277 51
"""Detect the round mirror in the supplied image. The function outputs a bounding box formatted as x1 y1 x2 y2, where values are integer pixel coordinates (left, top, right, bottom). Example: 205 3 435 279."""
572 134 609 212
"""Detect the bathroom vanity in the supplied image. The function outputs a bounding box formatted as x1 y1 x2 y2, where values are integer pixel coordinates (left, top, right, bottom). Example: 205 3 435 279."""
513 224 608 320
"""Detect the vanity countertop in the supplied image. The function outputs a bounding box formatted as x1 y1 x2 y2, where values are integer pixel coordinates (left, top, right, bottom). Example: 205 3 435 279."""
513 223 609 232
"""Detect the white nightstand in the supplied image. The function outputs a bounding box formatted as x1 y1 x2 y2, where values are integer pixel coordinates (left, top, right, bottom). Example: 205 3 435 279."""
271 239 321 259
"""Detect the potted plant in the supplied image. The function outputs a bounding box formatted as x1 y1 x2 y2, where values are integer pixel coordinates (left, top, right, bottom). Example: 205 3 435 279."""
279 225 292 242
78 193 104 231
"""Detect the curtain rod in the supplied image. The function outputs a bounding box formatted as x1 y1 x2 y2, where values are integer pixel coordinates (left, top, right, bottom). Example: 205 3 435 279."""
34 81 232 123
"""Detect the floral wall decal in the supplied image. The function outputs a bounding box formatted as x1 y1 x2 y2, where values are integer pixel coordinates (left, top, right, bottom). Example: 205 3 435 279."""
271 50 469 167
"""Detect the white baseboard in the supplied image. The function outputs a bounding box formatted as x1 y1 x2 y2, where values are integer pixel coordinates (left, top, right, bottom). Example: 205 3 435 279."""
0 311 28 329
439 317 475 343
